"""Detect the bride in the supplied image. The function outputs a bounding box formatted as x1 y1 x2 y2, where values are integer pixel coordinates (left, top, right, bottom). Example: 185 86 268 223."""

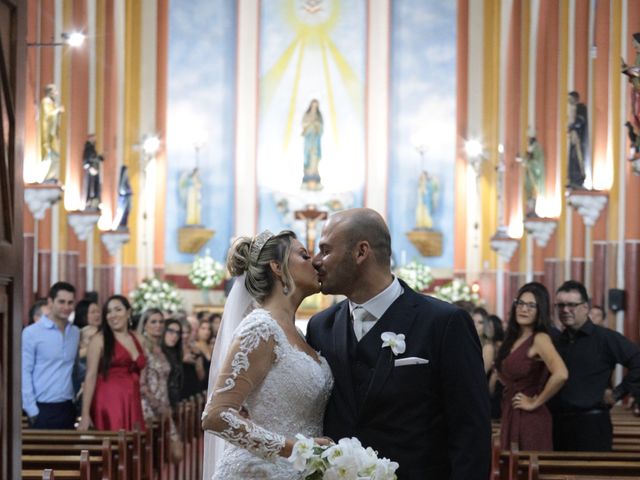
201 230 334 479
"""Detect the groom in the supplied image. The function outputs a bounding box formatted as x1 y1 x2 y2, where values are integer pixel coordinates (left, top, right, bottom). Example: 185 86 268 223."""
307 208 491 480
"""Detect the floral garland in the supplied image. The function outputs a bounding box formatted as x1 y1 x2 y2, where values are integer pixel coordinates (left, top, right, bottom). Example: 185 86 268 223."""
432 278 482 304
188 250 226 290
130 277 183 313
394 261 434 292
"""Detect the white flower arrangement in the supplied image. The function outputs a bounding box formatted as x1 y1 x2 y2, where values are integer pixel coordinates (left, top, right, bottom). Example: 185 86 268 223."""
130 277 183 313
394 261 433 292
431 278 482 305
188 250 226 290
289 435 399 480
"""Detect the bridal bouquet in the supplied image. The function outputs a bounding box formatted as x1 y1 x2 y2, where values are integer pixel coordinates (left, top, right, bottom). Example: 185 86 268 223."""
289 435 399 480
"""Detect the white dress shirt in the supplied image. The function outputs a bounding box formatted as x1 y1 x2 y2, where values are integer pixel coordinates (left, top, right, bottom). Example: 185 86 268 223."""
349 276 404 341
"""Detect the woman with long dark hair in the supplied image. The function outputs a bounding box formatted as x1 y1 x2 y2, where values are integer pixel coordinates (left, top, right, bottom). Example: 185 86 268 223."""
496 282 568 450
162 318 184 408
73 299 102 406
78 295 146 431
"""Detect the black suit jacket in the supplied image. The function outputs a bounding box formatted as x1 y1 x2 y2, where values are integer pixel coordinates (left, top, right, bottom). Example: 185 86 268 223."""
306 281 491 480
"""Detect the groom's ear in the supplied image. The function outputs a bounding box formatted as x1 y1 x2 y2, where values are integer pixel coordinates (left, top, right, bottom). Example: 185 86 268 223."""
354 240 371 264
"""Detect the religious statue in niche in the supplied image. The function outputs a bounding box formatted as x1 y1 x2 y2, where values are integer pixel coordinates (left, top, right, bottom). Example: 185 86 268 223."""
82 134 103 211
39 83 65 183
567 91 589 189
301 99 323 191
415 170 439 230
521 136 545 217
622 32 640 172
406 169 442 257
179 167 202 226
112 165 132 230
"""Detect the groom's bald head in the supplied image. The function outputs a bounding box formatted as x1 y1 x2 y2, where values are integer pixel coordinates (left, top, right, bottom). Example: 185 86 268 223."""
326 208 391 267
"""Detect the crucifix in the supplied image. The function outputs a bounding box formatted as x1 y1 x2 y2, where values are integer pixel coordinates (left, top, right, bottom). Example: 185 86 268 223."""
294 204 328 253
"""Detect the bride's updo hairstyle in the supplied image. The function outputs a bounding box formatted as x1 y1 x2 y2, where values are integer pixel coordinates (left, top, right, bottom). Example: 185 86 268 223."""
226 230 298 304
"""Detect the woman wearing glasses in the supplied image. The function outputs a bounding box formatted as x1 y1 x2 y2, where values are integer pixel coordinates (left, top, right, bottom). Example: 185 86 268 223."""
495 282 568 450
162 318 184 408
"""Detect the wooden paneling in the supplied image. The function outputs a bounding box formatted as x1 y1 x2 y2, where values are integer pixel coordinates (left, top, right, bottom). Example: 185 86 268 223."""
0 1 26 479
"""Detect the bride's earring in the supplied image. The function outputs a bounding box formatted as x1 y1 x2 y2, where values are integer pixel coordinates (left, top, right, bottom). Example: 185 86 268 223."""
282 282 290 295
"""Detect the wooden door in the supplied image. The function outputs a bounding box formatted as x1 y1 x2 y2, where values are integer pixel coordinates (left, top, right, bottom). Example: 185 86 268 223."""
0 0 26 478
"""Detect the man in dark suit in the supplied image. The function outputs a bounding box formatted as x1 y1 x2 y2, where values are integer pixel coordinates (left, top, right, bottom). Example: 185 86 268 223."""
306 208 491 480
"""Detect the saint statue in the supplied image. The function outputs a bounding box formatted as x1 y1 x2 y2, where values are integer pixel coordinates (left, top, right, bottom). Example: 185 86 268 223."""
82 134 103 211
301 99 323 190
179 167 202 226
567 91 589 189
39 84 64 183
112 165 132 230
522 136 545 217
622 33 640 152
415 170 439 230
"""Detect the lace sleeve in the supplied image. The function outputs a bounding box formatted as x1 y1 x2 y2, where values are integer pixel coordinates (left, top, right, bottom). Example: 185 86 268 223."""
201 314 286 460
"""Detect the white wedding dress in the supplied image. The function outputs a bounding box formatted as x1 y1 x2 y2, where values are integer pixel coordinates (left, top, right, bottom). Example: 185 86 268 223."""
206 309 334 479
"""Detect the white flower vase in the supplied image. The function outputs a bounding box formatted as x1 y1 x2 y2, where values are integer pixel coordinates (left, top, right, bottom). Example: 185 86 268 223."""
201 288 212 305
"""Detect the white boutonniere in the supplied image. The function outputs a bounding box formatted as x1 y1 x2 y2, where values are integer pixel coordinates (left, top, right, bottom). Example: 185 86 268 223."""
381 331 406 356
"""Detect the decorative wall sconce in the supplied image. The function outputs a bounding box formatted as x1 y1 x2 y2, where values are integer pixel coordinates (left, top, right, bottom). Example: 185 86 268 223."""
27 31 86 48
464 139 485 176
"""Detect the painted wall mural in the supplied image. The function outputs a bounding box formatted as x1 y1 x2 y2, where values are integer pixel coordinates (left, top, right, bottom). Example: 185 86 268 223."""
388 0 457 270
256 0 367 243
166 0 237 264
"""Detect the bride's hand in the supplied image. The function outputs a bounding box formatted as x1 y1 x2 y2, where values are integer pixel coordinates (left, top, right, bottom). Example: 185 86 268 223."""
314 436 333 446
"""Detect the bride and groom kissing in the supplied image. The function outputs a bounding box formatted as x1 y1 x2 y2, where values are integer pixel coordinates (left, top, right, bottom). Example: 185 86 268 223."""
201 208 491 480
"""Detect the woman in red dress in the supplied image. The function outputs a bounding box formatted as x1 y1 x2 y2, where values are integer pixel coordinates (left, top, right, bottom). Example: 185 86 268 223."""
495 282 568 450
79 295 146 431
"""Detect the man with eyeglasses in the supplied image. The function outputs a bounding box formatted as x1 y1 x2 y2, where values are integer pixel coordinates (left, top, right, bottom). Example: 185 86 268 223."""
550 280 640 451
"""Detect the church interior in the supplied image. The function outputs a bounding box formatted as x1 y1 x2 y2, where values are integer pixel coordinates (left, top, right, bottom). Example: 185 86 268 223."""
3 0 640 478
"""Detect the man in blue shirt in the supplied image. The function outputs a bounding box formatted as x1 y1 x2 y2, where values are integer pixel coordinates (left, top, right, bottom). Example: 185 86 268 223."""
22 281 80 428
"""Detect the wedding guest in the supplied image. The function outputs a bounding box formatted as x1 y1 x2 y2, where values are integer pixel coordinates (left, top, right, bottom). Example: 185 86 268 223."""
472 307 496 374
551 280 640 451
162 318 184 408
496 282 568 450
180 319 205 400
22 282 79 429
209 312 222 343
589 305 606 326
194 318 213 390
27 298 48 325
138 308 181 459
138 309 171 420
79 295 146 431
73 299 102 403
488 314 505 419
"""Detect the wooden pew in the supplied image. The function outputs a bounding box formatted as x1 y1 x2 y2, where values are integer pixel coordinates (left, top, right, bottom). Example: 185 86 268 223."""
526 452 640 480
22 430 131 480
21 394 206 480
23 439 113 479
22 449 91 480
